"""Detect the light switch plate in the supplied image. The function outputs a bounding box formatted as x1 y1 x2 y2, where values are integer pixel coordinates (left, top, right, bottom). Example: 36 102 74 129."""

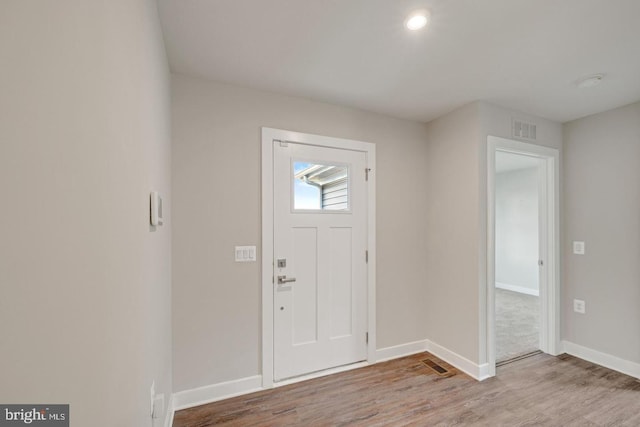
235 246 256 262
573 241 585 255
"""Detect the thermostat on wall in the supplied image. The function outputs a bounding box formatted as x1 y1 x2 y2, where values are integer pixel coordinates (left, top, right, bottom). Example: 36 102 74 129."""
150 191 163 226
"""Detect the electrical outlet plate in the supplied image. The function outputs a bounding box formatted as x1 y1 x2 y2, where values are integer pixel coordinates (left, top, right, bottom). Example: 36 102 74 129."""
573 241 585 255
573 299 586 314
150 192 163 226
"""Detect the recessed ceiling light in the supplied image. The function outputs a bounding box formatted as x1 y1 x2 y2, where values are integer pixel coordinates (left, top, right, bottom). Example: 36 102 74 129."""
576 74 605 88
405 9 430 31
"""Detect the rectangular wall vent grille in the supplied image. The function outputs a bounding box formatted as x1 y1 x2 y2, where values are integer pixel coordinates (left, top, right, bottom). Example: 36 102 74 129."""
512 118 537 140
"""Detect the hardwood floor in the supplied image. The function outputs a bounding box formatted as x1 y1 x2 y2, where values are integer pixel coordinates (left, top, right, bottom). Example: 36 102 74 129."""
173 352 640 426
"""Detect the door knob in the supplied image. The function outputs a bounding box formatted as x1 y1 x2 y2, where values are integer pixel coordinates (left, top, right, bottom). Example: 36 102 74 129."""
277 275 297 285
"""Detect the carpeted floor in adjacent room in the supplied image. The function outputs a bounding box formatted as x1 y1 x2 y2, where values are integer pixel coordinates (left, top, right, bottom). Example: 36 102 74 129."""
495 288 539 363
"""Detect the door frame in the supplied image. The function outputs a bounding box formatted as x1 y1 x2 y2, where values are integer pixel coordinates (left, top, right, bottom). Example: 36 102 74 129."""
261 127 377 388
486 135 560 377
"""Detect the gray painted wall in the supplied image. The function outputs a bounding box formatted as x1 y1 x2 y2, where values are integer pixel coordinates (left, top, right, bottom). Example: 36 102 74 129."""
425 101 562 365
425 102 484 363
495 167 540 292
171 74 431 392
171 82 567 392
563 101 640 363
0 1 172 426
6 4 638 413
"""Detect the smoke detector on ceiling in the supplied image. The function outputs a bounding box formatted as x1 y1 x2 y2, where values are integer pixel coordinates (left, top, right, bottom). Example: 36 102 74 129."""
575 74 605 89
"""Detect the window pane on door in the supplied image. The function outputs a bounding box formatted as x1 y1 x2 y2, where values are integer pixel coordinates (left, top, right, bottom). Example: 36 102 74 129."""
293 162 349 211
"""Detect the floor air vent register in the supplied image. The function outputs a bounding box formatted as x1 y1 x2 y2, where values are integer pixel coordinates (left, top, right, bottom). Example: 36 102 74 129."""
421 358 455 377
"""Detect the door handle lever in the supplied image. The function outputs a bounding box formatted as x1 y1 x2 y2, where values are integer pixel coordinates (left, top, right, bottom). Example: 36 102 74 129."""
277 275 297 285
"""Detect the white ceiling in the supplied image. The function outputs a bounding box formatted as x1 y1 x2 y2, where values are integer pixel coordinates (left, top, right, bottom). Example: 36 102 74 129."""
158 0 640 124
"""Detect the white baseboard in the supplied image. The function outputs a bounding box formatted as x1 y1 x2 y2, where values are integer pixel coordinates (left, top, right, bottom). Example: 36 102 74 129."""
164 394 174 427
165 340 640 425
477 363 491 381
562 340 640 380
375 340 429 363
425 339 486 381
375 339 488 381
172 375 263 412
169 339 488 419
495 282 539 296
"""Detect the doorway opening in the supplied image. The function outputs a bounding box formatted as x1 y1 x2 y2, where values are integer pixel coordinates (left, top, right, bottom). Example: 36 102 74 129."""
494 152 542 364
486 136 560 377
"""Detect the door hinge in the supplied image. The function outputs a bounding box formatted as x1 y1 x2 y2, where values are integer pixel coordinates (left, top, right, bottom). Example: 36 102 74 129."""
366 332 369 344
365 250 368 263
365 168 371 181
274 138 288 147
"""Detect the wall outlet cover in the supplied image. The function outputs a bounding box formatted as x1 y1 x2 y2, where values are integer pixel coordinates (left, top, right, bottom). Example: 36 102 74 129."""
573 241 585 255
573 299 586 314
150 192 163 226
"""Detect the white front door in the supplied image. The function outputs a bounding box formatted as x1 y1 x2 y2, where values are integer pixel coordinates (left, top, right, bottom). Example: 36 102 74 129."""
273 140 368 381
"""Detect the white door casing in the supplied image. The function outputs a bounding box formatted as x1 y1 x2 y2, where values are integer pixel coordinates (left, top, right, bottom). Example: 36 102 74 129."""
262 128 377 387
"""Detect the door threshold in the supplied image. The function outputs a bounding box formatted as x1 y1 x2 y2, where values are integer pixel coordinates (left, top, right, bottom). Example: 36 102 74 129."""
496 350 542 367
274 361 369 388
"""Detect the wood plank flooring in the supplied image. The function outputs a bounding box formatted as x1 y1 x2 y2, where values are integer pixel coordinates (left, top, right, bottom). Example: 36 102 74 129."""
173 352 640 426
